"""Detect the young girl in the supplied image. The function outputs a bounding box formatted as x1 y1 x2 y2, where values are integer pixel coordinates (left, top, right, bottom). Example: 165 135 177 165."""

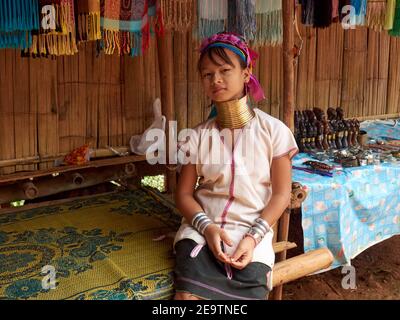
173 33 298 300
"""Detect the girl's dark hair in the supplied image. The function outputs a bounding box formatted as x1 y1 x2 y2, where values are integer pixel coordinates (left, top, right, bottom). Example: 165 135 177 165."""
197 46 247 73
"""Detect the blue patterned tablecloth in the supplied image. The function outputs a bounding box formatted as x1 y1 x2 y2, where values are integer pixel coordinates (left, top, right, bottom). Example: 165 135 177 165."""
293 119 400 270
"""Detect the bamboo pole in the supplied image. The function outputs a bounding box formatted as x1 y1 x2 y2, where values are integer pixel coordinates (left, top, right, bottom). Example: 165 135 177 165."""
272 248 334 287
271 0 296 301
157 31 177 194
0 164 135 204
283 0 295 131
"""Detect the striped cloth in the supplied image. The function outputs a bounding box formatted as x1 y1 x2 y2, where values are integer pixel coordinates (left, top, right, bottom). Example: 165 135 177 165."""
101 0 150 56
0 0 39 49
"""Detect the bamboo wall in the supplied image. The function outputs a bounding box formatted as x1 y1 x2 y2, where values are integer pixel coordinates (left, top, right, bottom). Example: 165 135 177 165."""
1 22 400 175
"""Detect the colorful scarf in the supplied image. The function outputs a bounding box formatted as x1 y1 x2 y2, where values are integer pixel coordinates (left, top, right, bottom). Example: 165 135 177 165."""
149 0 164 35
0 0 39 49
351 0 367 25
389 0 400 35
200 32 265 102
300 0 315 26
385 0 397 30
300 0 332 28
77 0 101 42
159 0 194 32
197 0 228 39
332 0 340 22
101 0 150 56
314 0 333 28
366 0 387 31
253 0 283 47
227 0 256 41
28 0 78 56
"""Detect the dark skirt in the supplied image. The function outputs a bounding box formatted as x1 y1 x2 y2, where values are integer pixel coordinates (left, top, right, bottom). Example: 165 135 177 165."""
174 239 271 300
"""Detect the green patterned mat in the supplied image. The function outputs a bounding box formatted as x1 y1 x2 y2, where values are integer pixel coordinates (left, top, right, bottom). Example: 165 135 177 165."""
0 188 181 300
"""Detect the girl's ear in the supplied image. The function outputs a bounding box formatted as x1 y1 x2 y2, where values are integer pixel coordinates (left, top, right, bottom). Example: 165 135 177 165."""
243 68 251 83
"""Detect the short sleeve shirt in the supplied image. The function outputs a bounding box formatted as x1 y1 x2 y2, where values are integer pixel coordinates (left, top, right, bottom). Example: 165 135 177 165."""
174 108 299 268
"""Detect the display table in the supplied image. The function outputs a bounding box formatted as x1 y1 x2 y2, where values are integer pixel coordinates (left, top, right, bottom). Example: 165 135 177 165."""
293 119 400 270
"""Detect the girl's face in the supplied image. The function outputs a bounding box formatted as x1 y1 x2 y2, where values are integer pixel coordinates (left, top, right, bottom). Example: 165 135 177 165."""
199 48 251 102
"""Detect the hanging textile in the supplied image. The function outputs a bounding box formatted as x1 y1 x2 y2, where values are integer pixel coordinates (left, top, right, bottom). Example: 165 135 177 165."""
76 0 101 42
389 0 400 35
197 0 228 39
101 0 150 56
28 0 78 56
385 0 396 30
227 0 257 40
148 0 164 35
366 0 387 31
300 0 315 26
253 0 283 47
313 0 333 28
351 0 367 25
0 0 39 49
332 0 340 22
159 0 194 32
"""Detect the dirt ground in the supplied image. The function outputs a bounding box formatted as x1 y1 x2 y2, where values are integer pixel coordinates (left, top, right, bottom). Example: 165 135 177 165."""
283 235 400 300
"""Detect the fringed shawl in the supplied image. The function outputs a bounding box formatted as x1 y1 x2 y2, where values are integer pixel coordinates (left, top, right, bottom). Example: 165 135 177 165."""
197 0 228 39
351 0 367 25
29 0 78 56
77 0 101 42
101 0 150 56
227 0 256 40
314 0 333 28
159 0 194 32
0 0 39 49
366 0 387 32
253 0 283 47
389 0 400 36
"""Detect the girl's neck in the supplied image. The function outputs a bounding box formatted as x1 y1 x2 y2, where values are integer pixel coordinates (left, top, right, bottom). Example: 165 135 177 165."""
215 95 255 129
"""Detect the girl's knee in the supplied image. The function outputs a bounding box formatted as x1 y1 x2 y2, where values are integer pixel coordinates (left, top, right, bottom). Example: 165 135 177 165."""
174 292 202 300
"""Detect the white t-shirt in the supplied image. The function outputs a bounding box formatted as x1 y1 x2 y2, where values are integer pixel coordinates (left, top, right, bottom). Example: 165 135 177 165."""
174 108 298 268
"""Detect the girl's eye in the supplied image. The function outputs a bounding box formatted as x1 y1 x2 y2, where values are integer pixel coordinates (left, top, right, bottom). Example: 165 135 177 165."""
222 69 231 73
203 73 212 78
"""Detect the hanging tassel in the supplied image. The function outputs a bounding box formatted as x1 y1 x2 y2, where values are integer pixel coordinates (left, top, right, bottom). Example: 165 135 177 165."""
314 0 333 28
0 0 39 49
159 0 194 32
385 0 396 30
227 0 256 40
197 0 228 39
389 0 400 36
77 0 101 42
253 0 282 47
366 0 387 32
351 0 367 25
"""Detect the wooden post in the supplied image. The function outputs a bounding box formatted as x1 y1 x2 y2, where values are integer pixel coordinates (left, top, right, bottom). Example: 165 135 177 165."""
283 0 296 131
270 0 296 301
157 31 177 195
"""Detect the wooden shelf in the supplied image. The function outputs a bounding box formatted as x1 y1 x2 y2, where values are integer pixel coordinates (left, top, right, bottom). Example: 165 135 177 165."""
0 155 148 184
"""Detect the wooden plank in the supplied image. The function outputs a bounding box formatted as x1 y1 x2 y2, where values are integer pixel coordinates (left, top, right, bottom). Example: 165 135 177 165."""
13 52 36 172
0 50 16 175
187 33 204 127
174 32 188 132
387 37 400 114
85 42 100 147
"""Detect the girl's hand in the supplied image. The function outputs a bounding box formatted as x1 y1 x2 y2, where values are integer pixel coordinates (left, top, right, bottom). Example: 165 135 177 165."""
204 224 233 264
229 236 256 270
